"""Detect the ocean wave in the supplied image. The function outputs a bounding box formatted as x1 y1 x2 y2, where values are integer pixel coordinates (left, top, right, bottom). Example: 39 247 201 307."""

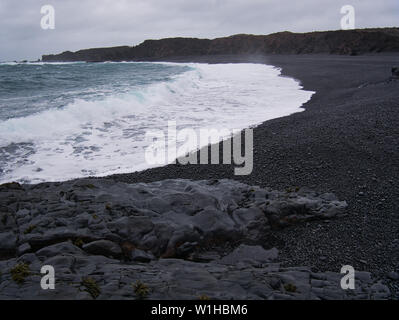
0 61 86 66
0 62 314 184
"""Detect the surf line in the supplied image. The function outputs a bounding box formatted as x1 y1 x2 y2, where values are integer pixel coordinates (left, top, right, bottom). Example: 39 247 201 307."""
144 121 253 175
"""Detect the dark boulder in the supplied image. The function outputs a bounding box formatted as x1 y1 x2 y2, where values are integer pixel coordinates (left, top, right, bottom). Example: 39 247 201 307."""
82 240 122 258
392 66 399 78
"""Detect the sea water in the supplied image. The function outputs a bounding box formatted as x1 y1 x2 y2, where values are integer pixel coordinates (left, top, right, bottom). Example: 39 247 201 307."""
0 61 314 184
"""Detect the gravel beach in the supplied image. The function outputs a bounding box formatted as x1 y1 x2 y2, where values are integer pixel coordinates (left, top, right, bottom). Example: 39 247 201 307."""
107 54 399 288
1 53 398 299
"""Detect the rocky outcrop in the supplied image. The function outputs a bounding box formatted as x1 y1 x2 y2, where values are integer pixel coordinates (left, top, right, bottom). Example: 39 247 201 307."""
0 178 347 260
0 178 392 299
42 28 399 62
0 241 391 300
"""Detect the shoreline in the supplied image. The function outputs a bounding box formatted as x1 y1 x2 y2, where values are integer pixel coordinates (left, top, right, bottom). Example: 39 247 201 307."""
0 60 313 185
1 53 398 299
105 54 399 281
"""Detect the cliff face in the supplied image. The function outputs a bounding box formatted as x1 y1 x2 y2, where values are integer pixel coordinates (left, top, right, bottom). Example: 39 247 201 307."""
42 28 399 62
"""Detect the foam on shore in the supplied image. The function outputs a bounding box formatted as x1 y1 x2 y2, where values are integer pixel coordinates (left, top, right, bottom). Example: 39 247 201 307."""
0 62 314 184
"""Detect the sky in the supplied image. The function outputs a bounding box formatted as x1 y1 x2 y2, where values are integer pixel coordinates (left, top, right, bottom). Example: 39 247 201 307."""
0 0 398 61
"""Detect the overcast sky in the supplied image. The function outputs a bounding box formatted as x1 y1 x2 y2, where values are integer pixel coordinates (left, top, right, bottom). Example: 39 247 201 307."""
0 0 398 61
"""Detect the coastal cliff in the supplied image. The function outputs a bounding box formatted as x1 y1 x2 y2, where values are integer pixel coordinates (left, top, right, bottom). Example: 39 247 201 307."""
42 28 399 62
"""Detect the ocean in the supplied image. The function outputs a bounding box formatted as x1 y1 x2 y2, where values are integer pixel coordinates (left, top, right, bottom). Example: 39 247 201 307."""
0 61 314 184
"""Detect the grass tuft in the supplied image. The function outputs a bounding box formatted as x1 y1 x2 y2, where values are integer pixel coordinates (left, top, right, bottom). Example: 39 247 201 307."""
23 225 36 234
73 238 84 248
133 280 149 299
284 283 297 293
81 277 101 299
10 263 30 284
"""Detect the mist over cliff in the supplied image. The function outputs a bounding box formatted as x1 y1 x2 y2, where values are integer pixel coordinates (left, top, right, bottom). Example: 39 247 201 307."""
42 28 399 62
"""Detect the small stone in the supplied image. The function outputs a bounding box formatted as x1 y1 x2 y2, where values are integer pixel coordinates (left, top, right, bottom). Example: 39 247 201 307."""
176 242 198 257
17 243 31 255
370 281 390 297
387 272 399 281
16 209 30 218
0 231 17 251
392 66 399 78
131 249 155 262
269 277 281 290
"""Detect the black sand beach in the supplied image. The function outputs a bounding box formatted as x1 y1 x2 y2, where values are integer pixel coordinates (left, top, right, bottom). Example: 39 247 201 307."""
107 54 399 280
1 53 398 299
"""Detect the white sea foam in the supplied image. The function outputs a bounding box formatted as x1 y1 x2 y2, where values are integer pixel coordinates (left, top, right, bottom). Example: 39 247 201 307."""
0 63 314 184
0 61 85 66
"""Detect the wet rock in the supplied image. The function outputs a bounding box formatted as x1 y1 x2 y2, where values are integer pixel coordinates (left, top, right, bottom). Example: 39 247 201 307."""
392 66 399 79
130 248 155 262
36 241 84 258
387 272 399 281
370 281 391 299
219 245 278 265
0 178 348 259
175 241 198 257
82 240 122 258
191 251 221 262
0 231 17 252
17 243 31 256
0 178 372 299
0 212 17 231
0 244 393 300
16 209 30 218
0 182 23 191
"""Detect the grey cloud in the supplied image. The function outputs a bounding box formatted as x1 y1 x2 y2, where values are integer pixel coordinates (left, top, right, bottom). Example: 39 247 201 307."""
0 0 397 61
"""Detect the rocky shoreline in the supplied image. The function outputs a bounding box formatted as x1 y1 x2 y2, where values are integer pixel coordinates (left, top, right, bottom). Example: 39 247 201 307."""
0 178 391 299
104 54 399 298
1 53 398 300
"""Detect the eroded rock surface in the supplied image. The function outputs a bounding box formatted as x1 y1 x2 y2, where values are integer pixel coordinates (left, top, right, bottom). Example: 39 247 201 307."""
0 178 390 299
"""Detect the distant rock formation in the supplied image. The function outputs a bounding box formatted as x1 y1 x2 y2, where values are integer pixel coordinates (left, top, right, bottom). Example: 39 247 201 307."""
42 28 399 62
